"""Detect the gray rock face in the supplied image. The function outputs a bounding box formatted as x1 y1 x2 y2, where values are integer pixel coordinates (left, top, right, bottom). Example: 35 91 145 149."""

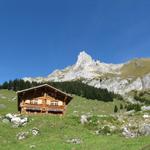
16 127 40 141
4 113 28 127
12 96 17 101
16 132 29 140
31 128 40 136
142 106 150 111
86 76 146 95
66 138 82 144
142 74 150 89
139 124 150 136
122 126 137 138
143 114 150 119
29 145 36 149
11 117 28 126
80 115 89 124
120 111 150 138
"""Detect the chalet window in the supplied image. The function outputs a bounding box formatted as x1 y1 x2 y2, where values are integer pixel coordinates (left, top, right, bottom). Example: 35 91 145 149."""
31 99 38 105
58 101 63 106
51 101 58 106
46 100 51 105
37 99 43 105
25 100 30 104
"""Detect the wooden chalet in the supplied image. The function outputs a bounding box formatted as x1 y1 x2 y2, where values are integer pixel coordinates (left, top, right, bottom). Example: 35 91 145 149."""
17 84 73 114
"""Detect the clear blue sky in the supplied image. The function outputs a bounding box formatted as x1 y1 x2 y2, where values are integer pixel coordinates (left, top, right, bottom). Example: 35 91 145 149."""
0 0 150 83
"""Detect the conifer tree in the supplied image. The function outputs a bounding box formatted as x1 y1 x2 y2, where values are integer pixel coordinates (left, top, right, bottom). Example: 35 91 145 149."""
114 105 118 113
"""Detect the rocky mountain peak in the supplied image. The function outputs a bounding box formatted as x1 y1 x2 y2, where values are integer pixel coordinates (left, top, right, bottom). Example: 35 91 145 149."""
77 51 93 64
74 51 94 69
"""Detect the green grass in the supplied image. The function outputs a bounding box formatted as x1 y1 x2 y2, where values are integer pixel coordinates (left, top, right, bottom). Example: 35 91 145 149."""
0 90 150 150
66 96 126 115
0 89 17 115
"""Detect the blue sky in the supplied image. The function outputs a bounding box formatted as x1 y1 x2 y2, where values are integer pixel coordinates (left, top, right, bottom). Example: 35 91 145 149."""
0 0 150 83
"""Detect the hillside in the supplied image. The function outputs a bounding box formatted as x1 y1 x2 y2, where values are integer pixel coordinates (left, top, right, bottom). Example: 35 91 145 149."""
0 89 150 150
0 80 122 102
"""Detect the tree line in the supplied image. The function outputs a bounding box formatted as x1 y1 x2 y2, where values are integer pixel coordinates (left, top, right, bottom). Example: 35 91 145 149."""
0 79 123 102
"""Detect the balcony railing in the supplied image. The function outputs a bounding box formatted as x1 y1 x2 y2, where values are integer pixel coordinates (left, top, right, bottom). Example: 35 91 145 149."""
21 104 65 112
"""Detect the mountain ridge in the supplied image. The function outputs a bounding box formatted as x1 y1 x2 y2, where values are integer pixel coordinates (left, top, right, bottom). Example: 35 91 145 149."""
23 51 150 95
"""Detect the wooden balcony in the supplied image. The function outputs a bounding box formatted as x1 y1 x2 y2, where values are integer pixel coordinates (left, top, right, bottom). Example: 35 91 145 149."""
21 104 65 114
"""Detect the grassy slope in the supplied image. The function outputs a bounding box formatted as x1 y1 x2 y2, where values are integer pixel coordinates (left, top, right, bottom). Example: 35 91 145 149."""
120 58 150 79
0 90 17 115
0 90 150 150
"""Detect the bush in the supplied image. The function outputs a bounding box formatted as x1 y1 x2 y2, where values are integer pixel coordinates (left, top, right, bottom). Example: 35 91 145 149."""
126 104 141 112
134 91 150 105
114 105 118 113
83 116 99 130
134 104 141 111
99 126 111 135
120 104 123 109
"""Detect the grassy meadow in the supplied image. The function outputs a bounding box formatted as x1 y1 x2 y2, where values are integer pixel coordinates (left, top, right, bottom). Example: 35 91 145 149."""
0 89 150 150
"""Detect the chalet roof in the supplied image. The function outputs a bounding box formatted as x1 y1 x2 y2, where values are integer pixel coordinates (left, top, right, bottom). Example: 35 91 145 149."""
17 84 72 99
